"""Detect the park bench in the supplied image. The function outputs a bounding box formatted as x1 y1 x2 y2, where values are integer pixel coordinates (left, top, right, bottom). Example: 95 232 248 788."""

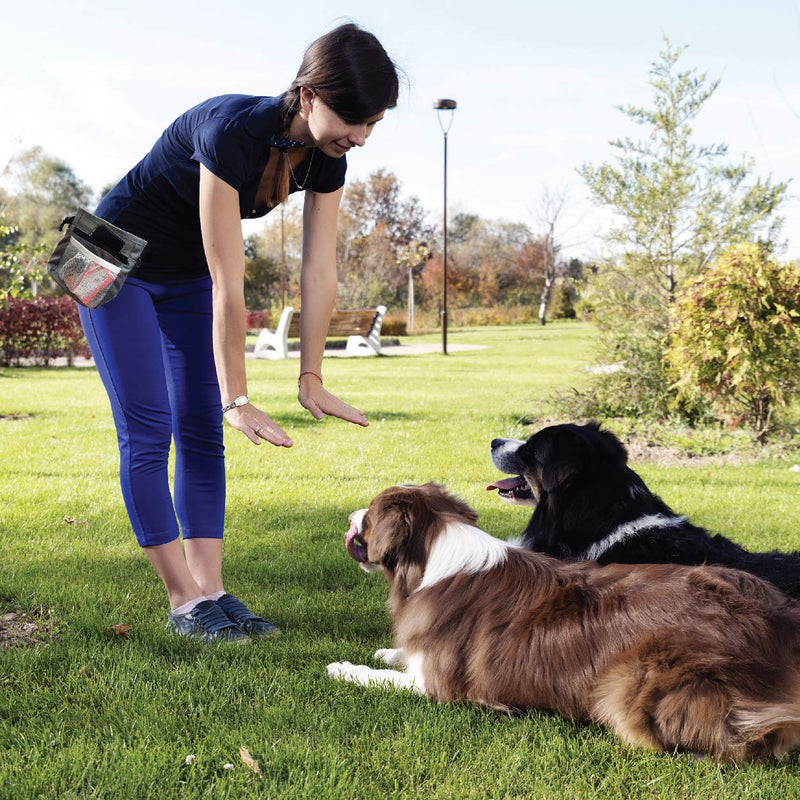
253 305 387 359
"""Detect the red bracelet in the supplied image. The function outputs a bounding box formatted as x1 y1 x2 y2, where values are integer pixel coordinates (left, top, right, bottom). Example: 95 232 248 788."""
298 370 323 386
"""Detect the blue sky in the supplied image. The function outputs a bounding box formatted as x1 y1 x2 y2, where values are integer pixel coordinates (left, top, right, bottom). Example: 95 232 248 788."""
3 0 799 260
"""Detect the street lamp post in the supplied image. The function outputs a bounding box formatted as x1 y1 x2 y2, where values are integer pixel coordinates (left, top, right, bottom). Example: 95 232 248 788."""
434 98 457 355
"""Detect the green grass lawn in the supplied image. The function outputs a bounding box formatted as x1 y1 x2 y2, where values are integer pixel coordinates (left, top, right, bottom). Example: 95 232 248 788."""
3 320 800 799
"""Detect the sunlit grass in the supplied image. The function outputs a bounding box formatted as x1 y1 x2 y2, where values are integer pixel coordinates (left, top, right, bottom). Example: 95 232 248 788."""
2 320 800 799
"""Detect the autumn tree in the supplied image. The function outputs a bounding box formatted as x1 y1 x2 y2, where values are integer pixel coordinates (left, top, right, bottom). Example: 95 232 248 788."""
247 171 431 312
246 200 303 309
336 169 432 307
444 213 543 308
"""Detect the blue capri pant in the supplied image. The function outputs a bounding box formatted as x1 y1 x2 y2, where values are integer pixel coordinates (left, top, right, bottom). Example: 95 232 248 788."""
79 276 225 547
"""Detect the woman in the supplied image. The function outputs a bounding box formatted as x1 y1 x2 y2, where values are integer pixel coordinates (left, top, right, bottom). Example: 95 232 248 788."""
79 24 400 643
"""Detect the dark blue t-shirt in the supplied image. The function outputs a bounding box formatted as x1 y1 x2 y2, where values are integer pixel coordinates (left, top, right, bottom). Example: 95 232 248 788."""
96 94 347 280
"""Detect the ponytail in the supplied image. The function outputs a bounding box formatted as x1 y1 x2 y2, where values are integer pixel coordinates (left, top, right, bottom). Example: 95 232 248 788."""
268 151 291 207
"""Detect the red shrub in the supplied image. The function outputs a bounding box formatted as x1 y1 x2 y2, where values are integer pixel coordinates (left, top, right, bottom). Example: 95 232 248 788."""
0 296 90 366
246 309 271 330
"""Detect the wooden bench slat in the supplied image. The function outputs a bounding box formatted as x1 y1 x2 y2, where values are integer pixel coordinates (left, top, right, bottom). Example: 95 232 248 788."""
287 310 377 339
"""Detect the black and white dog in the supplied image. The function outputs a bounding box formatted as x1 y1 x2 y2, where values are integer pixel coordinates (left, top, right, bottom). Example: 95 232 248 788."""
488 421 800 600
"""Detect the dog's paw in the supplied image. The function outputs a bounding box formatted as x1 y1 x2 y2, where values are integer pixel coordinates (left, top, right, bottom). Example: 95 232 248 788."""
327 661 372 684
375 647 404 666
326 661 352 680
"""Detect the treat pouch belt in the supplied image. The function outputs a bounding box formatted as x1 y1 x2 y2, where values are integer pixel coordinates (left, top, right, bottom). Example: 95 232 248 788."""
47 209 148 309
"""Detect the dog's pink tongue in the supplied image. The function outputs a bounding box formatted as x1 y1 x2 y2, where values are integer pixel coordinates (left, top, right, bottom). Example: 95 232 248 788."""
345 522 368 562
345 522 358 548
487 477 526 492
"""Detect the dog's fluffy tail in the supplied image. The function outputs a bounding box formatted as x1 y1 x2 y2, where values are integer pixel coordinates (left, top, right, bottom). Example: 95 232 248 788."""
593 659 800 762
729 702 800 761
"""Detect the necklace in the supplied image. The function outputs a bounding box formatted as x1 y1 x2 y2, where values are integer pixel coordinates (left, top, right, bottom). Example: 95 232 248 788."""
287 148 315 191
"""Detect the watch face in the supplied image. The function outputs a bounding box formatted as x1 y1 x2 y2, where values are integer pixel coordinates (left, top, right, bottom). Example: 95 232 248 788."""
235 396 248 406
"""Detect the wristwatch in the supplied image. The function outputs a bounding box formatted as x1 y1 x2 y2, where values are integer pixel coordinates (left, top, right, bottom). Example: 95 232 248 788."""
221 395 249 414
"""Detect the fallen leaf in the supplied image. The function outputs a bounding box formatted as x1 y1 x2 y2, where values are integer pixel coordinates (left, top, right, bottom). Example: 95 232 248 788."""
239 746 261 775
103 624 132 636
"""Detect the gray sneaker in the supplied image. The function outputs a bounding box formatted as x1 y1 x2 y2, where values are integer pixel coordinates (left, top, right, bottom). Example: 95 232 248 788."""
166 599 250 643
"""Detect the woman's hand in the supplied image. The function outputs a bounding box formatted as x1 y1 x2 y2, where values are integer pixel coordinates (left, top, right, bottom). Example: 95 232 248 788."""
224 403 293 447
298 373 368 427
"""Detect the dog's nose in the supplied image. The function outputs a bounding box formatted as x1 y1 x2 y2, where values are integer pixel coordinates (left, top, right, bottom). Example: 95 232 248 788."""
491 438 506 451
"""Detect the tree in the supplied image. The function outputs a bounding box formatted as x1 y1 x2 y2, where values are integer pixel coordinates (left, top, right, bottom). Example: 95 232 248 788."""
533 187 567 325
549 279 577 320
445 214 541 308
665 243 800 441
1 147 93 296
248 198 303 308
581 39 787 315
243 234 281 311
336 169 432 308
441 204 583 318
0 223 27 299
396 239 431 332
576 37 789 418
508 237 546 308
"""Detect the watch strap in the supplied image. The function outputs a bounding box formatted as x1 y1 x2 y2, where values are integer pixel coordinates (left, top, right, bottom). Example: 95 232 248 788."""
222 395 249 414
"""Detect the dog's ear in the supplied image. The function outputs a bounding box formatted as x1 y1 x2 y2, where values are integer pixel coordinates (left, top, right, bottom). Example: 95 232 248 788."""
366 486 433 570
588 421 629 466
536 425 593 494
365 494 405 570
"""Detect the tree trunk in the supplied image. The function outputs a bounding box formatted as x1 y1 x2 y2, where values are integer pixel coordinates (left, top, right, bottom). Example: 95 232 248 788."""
538 274 554 325
407 268 415 333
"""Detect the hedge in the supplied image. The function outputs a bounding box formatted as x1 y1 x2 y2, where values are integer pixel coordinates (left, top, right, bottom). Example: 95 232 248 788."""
0 296 90 367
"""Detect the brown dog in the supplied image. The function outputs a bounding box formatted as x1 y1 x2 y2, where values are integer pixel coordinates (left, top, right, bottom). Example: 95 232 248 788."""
328 483 800 762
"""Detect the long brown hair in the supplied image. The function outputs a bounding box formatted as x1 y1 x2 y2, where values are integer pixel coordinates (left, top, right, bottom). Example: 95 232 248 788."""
269 23 400 207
